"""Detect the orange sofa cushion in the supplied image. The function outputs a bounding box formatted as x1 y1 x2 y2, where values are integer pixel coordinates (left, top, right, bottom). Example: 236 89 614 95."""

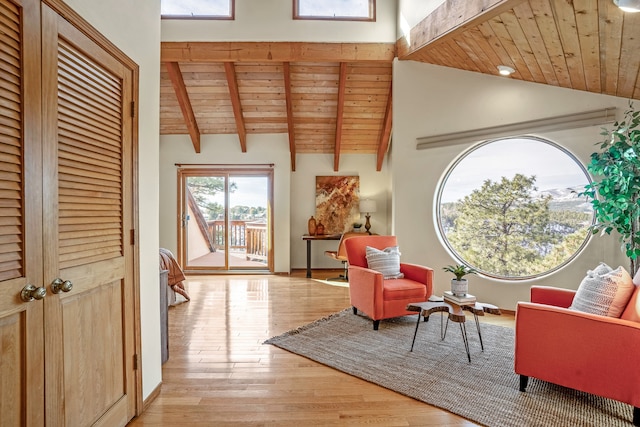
383 278 427 301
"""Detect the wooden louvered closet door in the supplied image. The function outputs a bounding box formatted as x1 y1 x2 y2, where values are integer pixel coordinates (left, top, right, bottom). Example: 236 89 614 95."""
0 0 137 424
41 3 136 426
0 0 44 425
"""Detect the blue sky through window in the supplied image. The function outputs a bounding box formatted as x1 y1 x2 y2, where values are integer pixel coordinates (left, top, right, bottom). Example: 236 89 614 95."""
440 137 591 204
297 0 371 18
161 0 231 17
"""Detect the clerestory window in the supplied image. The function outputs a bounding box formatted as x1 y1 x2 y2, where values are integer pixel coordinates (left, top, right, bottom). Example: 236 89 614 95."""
161 0 234 19
293 0 375 21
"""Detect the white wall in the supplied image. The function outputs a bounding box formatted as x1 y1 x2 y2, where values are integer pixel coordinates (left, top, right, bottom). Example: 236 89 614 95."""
162 0 397 42
290 154 391 270
392 60 629 310
63 0 162 401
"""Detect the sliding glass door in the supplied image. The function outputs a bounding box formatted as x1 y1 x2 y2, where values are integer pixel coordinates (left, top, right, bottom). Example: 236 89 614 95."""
178 168 272 272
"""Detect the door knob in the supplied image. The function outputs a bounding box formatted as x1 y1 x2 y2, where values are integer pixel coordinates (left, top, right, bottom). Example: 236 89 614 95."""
21 284 46 302
51 278 73 294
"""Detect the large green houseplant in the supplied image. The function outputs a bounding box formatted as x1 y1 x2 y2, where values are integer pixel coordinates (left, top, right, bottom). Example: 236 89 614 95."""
580 103 640 275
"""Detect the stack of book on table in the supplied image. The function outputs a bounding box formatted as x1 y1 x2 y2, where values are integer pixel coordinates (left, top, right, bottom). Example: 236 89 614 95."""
443 291 476 305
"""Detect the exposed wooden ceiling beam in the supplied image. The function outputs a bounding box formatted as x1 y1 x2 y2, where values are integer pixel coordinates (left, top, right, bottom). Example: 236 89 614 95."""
224 62 247 153
283 62 296 171
397 0 526 60
162 42 395 63
333 62 347 172
165 62 201 153
376 83 392 172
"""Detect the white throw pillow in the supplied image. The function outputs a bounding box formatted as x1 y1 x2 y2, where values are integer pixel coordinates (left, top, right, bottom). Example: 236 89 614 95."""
569 263 635 318
365 246 404 279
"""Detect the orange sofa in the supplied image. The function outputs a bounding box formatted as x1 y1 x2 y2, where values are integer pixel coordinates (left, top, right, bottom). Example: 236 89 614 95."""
344 235 433 330
515 283 640 425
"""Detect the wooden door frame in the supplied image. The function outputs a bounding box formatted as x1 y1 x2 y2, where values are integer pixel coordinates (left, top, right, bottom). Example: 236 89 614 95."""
176 167 274 273
42 0 142 418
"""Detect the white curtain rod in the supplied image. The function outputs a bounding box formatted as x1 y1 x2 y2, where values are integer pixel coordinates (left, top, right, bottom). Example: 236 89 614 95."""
416 107 617 150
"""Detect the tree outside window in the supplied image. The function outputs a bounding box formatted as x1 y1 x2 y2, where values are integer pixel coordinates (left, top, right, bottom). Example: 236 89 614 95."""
437 137 593 280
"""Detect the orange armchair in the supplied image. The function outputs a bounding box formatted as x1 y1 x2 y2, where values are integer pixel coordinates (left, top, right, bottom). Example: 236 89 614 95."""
515 284 640 425
344 235 433 330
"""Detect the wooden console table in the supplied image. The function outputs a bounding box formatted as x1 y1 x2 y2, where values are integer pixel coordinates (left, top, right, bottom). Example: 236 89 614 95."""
301 234 341 278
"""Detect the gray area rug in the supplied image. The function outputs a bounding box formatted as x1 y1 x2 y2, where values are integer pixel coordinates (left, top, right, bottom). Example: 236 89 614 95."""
264 309 634 426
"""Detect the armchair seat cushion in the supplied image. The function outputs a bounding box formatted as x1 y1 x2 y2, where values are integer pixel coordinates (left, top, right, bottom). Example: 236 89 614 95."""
383 278 428 301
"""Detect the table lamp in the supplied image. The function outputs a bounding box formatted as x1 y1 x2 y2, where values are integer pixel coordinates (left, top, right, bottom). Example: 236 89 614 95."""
359 199 377 235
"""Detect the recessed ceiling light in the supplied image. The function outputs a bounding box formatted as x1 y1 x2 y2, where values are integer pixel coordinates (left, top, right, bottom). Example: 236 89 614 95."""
497 65 515 76
614 0 640 12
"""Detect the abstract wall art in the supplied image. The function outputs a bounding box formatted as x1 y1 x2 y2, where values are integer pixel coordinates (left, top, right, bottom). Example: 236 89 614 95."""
315 176 360 234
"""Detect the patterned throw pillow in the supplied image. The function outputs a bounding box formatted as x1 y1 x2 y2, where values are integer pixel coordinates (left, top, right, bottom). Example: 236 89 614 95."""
569 263 635 318
365 246 404 279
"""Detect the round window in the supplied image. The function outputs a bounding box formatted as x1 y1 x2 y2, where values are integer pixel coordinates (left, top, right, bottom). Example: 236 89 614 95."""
436 136 593 280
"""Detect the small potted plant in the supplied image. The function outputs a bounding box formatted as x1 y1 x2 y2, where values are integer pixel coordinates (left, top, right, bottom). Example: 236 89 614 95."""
353 222 363 232
443 264 477 296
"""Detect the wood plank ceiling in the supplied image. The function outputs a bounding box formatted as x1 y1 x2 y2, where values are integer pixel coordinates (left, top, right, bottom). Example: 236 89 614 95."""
398 0 640 101
160 42 394 171
160 0 640 171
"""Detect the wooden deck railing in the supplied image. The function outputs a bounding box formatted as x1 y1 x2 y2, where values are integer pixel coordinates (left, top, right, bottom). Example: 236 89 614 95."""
207 220 268 262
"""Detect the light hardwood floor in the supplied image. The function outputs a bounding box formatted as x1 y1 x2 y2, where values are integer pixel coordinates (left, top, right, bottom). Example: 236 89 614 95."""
129 271 515 426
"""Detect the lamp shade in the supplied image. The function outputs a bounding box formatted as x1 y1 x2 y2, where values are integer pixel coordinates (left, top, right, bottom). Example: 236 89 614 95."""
359 199 377 213
614 0 640 12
